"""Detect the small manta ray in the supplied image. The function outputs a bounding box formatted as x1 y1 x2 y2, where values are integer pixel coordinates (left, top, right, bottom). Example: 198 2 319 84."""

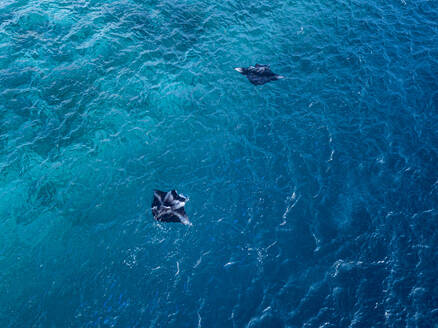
151 190 191 225
234 64 284 85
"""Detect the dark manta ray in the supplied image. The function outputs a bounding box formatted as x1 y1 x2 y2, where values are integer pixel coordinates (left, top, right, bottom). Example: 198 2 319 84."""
151 190 191 225
234 64 284 85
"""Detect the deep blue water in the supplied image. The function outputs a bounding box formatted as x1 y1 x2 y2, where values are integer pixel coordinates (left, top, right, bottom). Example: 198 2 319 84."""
1 0 438 327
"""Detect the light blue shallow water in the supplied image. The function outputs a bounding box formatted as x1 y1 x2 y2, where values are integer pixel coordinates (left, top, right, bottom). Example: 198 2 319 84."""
1 0 438 327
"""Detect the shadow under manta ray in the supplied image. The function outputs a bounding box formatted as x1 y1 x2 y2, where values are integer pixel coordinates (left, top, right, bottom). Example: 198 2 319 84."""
151 190 191 225
234 64 284 85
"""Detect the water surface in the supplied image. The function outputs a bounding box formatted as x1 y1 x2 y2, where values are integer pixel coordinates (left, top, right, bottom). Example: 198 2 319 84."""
0 0 437 327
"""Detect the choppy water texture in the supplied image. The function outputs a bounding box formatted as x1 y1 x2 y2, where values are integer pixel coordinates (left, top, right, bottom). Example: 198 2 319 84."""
1 0 437 327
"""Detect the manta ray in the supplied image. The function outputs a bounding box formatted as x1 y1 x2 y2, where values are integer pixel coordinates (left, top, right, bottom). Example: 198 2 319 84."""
234 64 284 85
151 190 191 225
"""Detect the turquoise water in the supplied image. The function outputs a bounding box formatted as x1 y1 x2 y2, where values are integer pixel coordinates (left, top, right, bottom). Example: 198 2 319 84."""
1 0 437 326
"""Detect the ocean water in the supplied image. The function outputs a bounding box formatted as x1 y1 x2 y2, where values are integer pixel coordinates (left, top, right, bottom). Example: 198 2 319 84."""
0 0 437 327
